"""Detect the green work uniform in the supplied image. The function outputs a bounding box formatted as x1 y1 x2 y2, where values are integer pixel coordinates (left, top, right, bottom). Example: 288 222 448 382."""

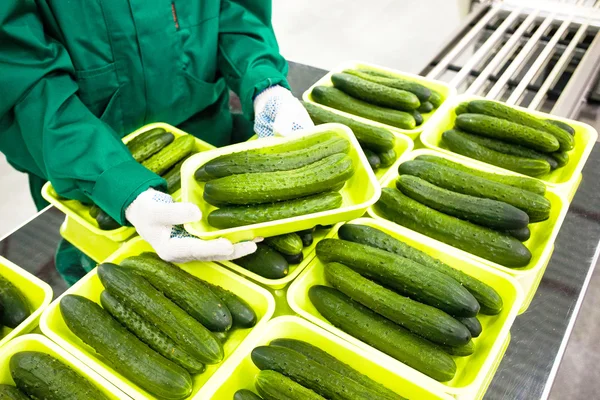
0 0 289 283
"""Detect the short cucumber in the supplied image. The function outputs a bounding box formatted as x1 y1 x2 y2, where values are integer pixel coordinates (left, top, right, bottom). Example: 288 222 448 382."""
308 286 456 382
0 385 31 400
100 291 205 374
235 244 289 279
127 128 175 163
60 295 192 400
163 155 192 194
411 110 423 126
378 148 397 167
398 159 551 222
348 69 432 102
0 275 30 328
456 114 559 152
547 119 575 136
194 165 214 182
467 100 574 150
363 148 381 170
234 389 262 400
142 135 196 176
316 239 480 317
96 210 122 230
375 188 532 267
331 73 420 111
428 90 444 108
506 226 531 242
89 204 101 218
120 253 232 332
299 230 314 247
265 233 303 255
397 175 529 230
203 282 257 328
457 317 482 338
325 262 471 346
312 86 416 130
418 101 434 113
439 340 475 357
337 223 503 315
256 370 325 400
415 154 546 195
551 151 569 168
98 263 224 364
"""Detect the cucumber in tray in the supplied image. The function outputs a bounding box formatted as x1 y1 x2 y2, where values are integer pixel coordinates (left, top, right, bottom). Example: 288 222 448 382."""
363 148 381 170
547 119 575 136
255 370 326 400
203 282 257 329
316 239 480 317
234 244 289 279
0 275 30 329
338 223 503 315
375 188 532 268
234 389 262 400
506 226 531 242
439 340 475 357
127 128 175 163
142 135 196 176
347 69 432 102
264 233 303 256
551 151 570 168
308 285 456 382
378 148 397 167
0 385 30 400
457 316 482 338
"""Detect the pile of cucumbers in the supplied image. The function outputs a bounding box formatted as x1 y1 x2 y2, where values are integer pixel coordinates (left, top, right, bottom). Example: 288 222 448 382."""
310 223 504 382
233 338 403 400
0 274 31 337
90 127 198 230
196 131 355 229
59 255 258 400
445 100 576 177
376 155 553 268
1 351 111 400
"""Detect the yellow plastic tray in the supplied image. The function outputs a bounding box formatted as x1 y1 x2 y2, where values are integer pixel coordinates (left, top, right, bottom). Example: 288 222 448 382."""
41 122 215 243
200 316 455 400
180 123 381 242
287 218 523 399
419 94 598 196
302 60 457 139
59 216 125 263
0 334 125 399
373 149 569 313
40 237 275 400
0 256 53 349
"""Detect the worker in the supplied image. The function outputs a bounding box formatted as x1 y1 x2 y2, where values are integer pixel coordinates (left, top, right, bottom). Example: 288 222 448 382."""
0 1 314 285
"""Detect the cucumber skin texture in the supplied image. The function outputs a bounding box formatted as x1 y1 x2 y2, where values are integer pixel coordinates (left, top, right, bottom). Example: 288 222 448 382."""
0 385 30 400
163 155 192 194
457 317 482 338
234 389 262 400
399 159 551 222
443 129 551 177
269 338 400 399
331 73 420 111
98 263 224 364
0 275 30 328
256 370 326 400
378 148 397 167
551 151 569 168
142 135 195 176
194 165 213 182
204 131 350 178
312 86 416 130
204 153 354 205
325 262 471 346
265 233 303 255
100 291 205 374
338 223 504 315
10 351 110 400
375 188 532 268
455 102 470 115
415 154 546 195
120 253 232 332
467 100 574 151
348 69 432 102
316 239 480 317
207 192 343 229
456 113 559 152
59 295 192 400
203 282 257 328
235 244 289 279
507 226 531 242
251 345 403 400
363 148 381 169
308 286 456 382
397 175 530 230
547 119 575 136
127 128 175 163
439 340 475 357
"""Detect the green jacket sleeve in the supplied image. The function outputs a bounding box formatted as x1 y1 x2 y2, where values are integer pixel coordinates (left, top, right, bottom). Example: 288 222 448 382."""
217 0 291 119
0 1 164 224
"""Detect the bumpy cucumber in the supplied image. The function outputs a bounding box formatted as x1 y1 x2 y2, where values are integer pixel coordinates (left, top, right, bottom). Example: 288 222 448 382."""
457 317 482 338
235 244 289 279
349 69 432 102
256 370 326 400
507 226 531 242
142 135 195 176
234 389 262 400
418 102 434 113
547 119 575 136
203 282 257 328
378 148 397 167
265 233 303 256
439 340 475 357
0 385 30 400
127 128 175 163
551 151 569 168
163 154 194 194
0 275 30 328
363 148 381 170
428 90 444 108
212 331 228 343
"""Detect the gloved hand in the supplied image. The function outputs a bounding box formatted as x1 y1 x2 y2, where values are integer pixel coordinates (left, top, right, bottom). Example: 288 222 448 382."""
253 85 314 138
126 188 257 263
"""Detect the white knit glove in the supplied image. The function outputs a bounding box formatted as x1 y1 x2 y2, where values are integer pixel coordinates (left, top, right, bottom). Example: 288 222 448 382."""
125 189 257 263
253 85 314 138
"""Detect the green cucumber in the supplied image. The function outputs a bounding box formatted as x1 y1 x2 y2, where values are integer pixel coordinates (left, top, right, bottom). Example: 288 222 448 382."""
98 263 223 364
439 340 475 357
455 102 470 115
256 370 325 400
378 149 397 167
194 165 213 182
100 291 205 374
0 385 31 400
308 286 456 382
507 226 531 242
457 317 482 338
235 244 289 279
551 151 569 168
96 210 121 230
204 153 353 205
428 90 444 108
415 154 546 195
212 331 228 343
265 233 303 255
455 114 559 153
547 119 575 136
398 159 551 222
411 110 423 126
163 155 192 194
467 100 574 150
397 175 529 230
348 69 432 102
203 282 257 328
312 86 416 130
60 295 192 400
325 262 471 346
298 228 315 246
0 275 30 328
234 389 262 400
142 135 196 176
127 128 175 163
283 252 304 264
337 223 503 315
203 192 229 207
418 101 434 113
204 131 350 178
331 73 420 111
316 239 479 317
375 188 532 267
363 148 381 170
89 204 101 218
302 102 396 152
